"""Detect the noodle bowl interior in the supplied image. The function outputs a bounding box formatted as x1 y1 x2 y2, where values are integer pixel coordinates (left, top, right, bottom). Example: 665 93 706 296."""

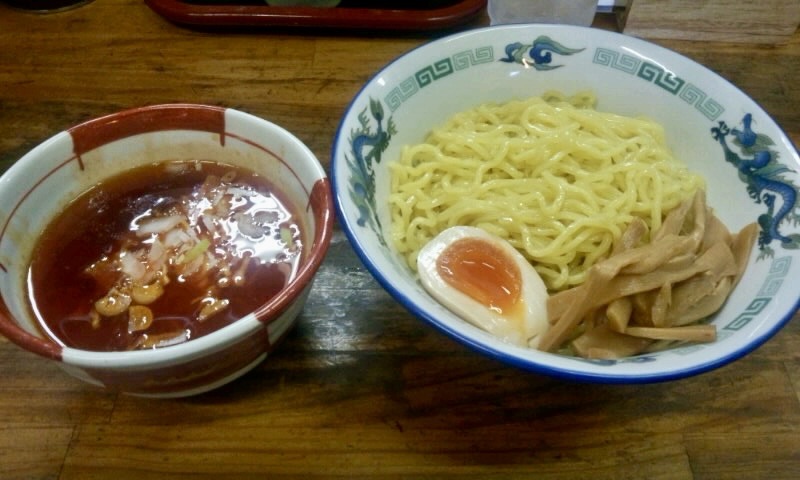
28 160 305 352
390 91 756 358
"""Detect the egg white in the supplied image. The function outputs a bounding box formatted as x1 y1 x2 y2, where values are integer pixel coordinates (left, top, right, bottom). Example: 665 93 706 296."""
416 226 550 348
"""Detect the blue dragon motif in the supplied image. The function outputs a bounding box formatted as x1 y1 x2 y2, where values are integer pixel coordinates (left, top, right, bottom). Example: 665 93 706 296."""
499 35 584 70
711 113 800 257
346 98 396 245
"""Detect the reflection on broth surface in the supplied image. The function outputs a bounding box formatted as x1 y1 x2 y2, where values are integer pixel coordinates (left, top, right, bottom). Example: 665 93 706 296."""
28 160 304 352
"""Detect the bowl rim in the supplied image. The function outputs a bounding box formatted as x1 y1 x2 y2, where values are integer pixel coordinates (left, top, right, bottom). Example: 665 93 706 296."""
0 103 335 367
331 23 800 383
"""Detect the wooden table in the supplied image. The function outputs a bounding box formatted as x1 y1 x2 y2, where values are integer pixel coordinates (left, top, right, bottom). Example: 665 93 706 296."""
1 2 799 478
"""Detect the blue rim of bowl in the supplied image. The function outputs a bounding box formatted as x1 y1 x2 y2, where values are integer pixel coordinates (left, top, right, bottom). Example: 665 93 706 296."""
331 24 800 384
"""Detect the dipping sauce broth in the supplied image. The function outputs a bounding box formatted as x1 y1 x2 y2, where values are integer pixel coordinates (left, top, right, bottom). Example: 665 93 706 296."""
28 160 305 351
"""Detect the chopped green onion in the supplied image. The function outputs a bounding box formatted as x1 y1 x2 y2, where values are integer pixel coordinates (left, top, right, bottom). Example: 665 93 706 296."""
181 238 211 264
280 227 293 246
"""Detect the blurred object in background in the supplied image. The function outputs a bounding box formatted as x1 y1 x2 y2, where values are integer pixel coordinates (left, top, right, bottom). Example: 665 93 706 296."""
265 0 340 6
488 0 600 26
2 0 93 12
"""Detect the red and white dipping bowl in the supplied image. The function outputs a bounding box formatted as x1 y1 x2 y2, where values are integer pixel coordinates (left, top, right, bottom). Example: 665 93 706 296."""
0 104 334 397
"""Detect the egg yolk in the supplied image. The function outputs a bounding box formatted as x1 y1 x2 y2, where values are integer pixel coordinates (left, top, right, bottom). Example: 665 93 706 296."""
436 237 522 315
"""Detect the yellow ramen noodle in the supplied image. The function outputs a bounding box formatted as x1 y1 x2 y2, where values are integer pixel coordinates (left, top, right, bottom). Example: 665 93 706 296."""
389 92 705 292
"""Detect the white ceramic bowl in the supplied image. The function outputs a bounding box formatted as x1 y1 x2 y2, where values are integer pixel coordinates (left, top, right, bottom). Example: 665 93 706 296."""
331 24 800 383
0 104 334 397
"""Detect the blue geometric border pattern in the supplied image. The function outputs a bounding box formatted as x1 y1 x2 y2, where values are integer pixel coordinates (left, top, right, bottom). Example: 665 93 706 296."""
758 255 791 296
592 47 640 74
384 46 494 113
723 256 791 332
637 62 685 94
592 47 725 121
725 297 771 331
416 58 454 88
452 46 494 70
679 83 725 121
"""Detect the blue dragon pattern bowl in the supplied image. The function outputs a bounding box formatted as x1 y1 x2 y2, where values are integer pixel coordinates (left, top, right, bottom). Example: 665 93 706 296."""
331 24 800 383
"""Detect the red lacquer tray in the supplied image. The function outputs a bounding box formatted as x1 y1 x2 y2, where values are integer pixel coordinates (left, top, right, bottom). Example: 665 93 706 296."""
144 0 488 32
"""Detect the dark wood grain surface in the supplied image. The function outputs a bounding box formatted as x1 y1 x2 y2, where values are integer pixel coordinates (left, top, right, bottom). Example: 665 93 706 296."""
1 2 799 478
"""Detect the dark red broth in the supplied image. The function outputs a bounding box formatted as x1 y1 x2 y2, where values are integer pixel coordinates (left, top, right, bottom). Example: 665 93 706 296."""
27 160 305 352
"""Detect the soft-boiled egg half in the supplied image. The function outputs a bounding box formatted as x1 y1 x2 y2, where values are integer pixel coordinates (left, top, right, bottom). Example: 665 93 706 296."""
416 226 550 348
